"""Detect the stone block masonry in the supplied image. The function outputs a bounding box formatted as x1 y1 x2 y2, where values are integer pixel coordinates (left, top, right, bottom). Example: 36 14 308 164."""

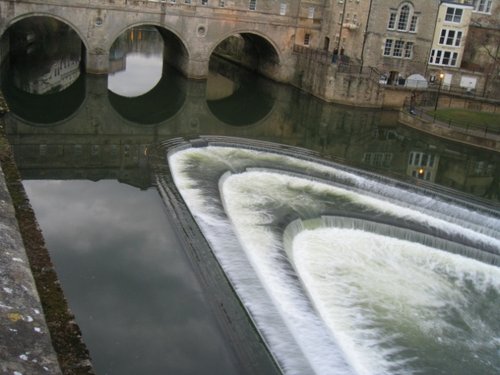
0 114 95 375
0 160 62 374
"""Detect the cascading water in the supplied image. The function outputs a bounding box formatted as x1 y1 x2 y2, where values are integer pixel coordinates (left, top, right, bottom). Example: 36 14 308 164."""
165 139 500 375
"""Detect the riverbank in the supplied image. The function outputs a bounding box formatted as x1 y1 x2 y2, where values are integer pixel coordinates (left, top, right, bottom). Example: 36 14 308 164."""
0 116 94 375
399 109 500 152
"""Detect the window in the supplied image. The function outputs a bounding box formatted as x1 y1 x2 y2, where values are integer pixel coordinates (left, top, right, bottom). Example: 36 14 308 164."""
439 29 446 44
249 0 256 10
473 0 492 13
409 15 418 32
438 29 463 47
442 51 451 65
184 0 191 3
388 11 396 29
445 7 463 23
404 42 413 58
219 0 224 7
384 39 393 56
393 40 404 57
304 33 310 46
451 52 458 66
280 3 287 15
409 152 435 167
397 5 410 30
388 4 416 32
446 30 455 45
383 39 413 59
308 7 315 19
429 49 459 66
201 0 208 4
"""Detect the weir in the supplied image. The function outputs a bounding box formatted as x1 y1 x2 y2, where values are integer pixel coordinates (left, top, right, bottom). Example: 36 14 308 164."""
163 136 500 375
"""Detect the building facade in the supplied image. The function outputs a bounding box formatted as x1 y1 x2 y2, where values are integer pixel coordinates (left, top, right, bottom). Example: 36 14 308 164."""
428 1 473 89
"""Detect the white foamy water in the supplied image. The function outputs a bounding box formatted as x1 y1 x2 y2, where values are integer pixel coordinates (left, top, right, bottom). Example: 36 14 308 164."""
293 228 500 375
168 145 500 375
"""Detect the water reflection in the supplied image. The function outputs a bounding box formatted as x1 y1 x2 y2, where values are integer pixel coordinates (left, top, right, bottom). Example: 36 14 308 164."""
4 70 499 201
1 64 86 124
23 180 239 375
9 17 82 94
1 18 85 124
108 27 164 97
206 57 275 126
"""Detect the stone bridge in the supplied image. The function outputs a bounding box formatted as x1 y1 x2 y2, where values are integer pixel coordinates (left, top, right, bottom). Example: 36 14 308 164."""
0 0 318 82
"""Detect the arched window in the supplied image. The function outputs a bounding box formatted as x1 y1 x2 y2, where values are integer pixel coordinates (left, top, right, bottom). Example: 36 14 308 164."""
388 3 417 32
397 5 410 30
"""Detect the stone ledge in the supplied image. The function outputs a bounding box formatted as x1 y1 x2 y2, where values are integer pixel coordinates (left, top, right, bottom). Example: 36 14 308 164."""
0 163 62 375
0 116 94 375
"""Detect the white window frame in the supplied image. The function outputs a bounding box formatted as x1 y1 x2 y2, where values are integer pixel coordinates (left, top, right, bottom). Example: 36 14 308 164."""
393 40 404 57
429 49 459 66
473 0 492 13
397 5 410 31
388 11 397 29
304 33 311 46
383 39 413 59
388 3 417 32
439 29 463 47
279 3 287 15
409 15 418 32
445 7 463 23
404 42 413 58
384 39 393 56
249 0 256 11
308 7 315 19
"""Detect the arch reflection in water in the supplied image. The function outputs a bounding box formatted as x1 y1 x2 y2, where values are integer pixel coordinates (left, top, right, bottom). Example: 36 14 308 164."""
1 64 85 125
1 17 85 124
108 65 186 125
206 56 275 126
7 16 83 95
107 27 186 125
165 137 500 375
108 26 163 97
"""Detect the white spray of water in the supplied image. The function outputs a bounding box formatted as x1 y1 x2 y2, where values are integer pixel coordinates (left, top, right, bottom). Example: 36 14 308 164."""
292 228 500 375
168 146 500 375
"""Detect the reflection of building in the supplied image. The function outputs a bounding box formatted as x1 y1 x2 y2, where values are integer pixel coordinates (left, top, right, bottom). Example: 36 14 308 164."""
109 47 126 74
439 154 497 197
406 151 440 182
15 59 80 94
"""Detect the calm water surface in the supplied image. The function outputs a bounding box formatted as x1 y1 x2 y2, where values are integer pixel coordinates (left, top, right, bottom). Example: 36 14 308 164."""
3 24 499 375
24 180 239 375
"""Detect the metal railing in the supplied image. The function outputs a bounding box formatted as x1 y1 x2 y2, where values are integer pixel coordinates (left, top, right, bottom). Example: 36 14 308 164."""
403 98 500 139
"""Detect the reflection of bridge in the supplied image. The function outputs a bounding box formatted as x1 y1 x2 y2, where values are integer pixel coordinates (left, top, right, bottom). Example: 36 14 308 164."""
3 72 396 185
5 70 495 200
0 0 309 81
3 72 287 187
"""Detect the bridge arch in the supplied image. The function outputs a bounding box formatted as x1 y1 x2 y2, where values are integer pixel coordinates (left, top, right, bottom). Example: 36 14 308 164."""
0 13 89 52
209 29 282 81
108 22 191 78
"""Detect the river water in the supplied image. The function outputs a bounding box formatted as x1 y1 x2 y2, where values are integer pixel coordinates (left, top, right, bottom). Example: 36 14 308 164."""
3 24 500 375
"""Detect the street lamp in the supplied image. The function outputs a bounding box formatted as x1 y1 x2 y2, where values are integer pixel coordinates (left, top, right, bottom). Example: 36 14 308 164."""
434 72 445 116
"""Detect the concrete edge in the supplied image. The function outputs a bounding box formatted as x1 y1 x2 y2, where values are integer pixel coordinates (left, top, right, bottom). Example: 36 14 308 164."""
0 162 63 375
